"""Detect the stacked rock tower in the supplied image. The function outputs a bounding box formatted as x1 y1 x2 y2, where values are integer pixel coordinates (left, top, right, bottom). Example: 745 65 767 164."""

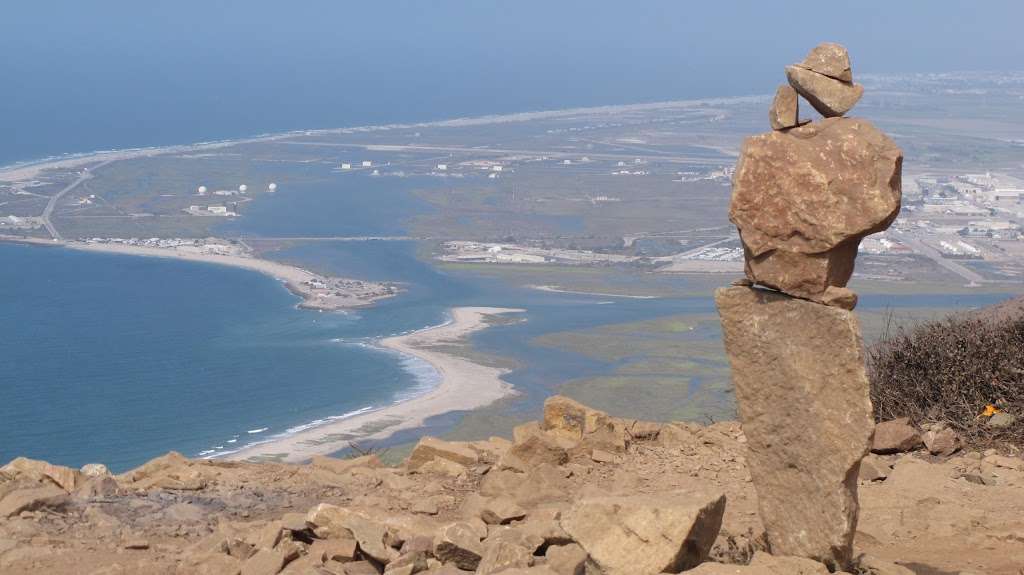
716 44 903 569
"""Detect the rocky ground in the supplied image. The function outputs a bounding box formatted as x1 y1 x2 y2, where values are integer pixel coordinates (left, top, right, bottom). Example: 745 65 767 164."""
1 397 1023 575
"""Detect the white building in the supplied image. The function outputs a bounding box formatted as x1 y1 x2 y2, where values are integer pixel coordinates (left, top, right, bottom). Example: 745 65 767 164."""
436 164 448 171
361 161 373 167
341 163 352 170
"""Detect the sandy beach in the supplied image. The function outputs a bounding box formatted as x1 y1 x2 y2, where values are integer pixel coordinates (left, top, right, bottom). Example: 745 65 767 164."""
64 240 397 310
225 306 524 463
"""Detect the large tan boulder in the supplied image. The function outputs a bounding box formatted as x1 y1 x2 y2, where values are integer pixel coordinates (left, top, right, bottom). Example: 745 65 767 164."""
240 546 296 575
306 504 396 565
0 483 70 518
715 286 873 568
499 435 569 472
407 437 479 471
730 117 902 302
687 552 830 574
559 491 725 574
542 395 627 451
2 457 81 491
310 454 382 475
433 522 483 571
476 530 537 574
871 418 923 454
544 543 588 575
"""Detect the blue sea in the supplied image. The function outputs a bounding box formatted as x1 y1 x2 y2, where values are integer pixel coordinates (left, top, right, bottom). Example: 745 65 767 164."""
0 237 719 470
2 194 1015 473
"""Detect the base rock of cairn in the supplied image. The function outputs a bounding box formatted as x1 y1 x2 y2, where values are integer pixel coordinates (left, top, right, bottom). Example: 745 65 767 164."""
715 286 874 568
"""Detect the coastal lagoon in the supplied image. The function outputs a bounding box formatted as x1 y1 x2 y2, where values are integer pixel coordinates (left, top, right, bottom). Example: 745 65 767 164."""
1 234 1014 471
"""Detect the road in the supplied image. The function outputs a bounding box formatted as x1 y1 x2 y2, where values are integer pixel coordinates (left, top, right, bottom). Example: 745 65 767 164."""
903 237 986 285
239 236 420 242
282 141 730 165
40 161 111 241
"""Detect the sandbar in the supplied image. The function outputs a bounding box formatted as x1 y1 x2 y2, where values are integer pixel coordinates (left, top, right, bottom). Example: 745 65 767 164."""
225 306 524 463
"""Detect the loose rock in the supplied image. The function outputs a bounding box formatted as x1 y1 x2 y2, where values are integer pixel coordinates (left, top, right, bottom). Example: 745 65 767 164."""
872 418 923 454
923 426 961 457
544 543 588 575
407 437 479 471
988 412 1017 429
560 491 725 574
433 522 483 571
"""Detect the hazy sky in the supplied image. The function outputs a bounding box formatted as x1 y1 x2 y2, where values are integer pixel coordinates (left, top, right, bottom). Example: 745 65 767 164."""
3 1 1023 162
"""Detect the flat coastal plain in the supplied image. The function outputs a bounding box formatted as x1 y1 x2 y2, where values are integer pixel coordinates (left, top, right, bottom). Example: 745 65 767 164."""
227 306 524 463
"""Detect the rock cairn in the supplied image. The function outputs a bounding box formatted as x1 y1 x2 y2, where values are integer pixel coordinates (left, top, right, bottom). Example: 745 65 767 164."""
716 43 902 569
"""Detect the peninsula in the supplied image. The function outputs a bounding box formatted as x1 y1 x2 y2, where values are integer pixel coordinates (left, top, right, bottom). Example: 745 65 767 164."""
65 237 400 311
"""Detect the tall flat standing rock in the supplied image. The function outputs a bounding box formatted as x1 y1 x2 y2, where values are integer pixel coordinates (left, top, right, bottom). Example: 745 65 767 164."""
714 286 874 568
730 117 902 302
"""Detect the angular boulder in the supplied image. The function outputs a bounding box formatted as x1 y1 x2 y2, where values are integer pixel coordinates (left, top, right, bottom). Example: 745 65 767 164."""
306 504 395 565
0 483 70 518
785 65 863 118
476 537 535 574
768 85 803 131
2 457 81 491
730 117 902 303
434 522 484 571
871 418 923 454
560 491 725 574
715 286 874 568
688 552 830 574
542 395 627 451
544 543 588 575
922 426 961 456
796 42 853 82
406 437 479 471
499 435 569 472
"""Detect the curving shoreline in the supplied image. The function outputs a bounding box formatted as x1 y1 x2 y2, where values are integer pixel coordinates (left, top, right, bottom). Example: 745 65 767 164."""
224 306 524 463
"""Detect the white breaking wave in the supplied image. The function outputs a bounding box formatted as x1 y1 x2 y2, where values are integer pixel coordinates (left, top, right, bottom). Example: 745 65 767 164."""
283 405 376 434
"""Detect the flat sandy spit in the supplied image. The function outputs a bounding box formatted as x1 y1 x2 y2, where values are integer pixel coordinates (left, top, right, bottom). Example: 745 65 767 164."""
64 241 396 310
68 241 316 283
226 306 524 463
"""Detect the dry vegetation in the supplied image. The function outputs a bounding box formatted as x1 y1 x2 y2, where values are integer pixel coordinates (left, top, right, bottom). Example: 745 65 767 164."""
868 302 1024 445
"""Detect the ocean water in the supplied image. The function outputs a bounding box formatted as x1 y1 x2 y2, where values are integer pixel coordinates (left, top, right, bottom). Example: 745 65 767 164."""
2 236 1011 471
0 243 421 470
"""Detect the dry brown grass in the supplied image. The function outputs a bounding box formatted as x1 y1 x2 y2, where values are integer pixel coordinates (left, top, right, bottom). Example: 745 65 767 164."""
867 311 1024 445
